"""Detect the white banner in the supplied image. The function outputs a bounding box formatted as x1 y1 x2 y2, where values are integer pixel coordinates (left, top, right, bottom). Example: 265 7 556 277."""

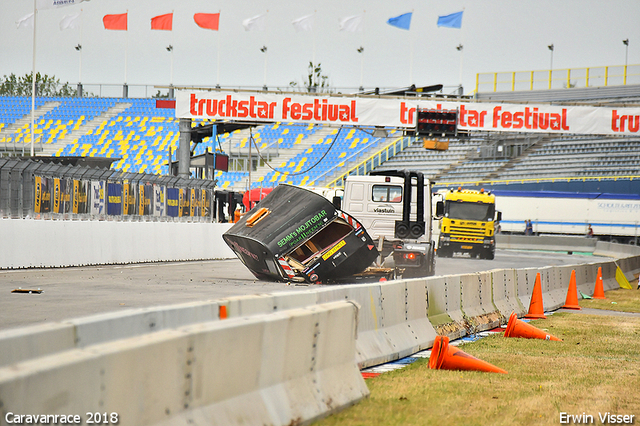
90 181 104 216
175 90 640 136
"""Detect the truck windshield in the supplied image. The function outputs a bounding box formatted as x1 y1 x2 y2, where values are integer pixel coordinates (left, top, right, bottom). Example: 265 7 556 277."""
445 201 495 221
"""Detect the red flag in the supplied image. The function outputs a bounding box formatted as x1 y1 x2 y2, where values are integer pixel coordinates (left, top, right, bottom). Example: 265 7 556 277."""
103 13 127 30
151 13 173 31
194 13 220 30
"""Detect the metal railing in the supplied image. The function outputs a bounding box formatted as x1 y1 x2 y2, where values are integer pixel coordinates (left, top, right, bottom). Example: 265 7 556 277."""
476 64 640 93
0 157 220 222
326 136 412 188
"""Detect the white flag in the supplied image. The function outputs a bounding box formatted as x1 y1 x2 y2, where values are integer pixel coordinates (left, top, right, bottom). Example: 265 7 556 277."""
243 13 266 31
60 11 81 30
16 13 34 29
339 14 364 32
37 0 86 10
292 13 314 32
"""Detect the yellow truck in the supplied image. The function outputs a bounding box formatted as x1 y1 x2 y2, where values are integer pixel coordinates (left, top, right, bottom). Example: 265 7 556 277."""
437 188 501 260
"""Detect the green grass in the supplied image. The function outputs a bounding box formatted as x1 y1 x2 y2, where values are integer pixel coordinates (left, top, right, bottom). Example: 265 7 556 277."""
316 288 640 426
581 287 640 313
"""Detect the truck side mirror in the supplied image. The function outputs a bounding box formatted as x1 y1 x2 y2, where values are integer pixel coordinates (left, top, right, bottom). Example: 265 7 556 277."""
332 196 342 210
435 201 444 218
496 211 502 222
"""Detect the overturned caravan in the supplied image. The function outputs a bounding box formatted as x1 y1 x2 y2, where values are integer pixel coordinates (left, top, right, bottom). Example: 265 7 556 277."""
223 184 380 283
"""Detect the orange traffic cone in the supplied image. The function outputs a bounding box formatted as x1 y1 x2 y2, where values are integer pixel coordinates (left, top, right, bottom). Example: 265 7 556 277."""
525 273 546 319
219 305 228 319
429 335 507 374
562 269 582 310
504 311 561 341
593 267 606 299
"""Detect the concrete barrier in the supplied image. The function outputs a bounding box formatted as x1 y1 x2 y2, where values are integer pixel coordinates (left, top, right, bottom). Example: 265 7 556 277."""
0 220 235 269
459 272 502 332
617 256 640 284
497 234 597 253
515 268 541 313
4 226 640 426
299 280 437 369
594 241 640 258
490 268 525 317
426 275 467 339
0 301 224 368
0 301 368 426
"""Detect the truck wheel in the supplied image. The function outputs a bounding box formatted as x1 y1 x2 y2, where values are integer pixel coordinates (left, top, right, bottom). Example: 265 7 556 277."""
437 248 451 258
482 250 495 260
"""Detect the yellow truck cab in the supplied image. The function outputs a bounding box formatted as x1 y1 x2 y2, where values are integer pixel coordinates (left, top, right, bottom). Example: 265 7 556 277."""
437 187 501 260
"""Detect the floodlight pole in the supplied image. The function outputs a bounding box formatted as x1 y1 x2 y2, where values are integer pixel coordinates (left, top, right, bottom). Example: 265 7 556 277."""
623 39 629 85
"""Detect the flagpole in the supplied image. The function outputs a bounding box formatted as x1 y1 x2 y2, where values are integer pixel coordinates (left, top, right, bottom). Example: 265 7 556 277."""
458 9 465 94
79 9 83 85
124 10 128 97
216 9 221 87
409 9 414 85
170 10 174 88
30 0 37 157
312 10 317 66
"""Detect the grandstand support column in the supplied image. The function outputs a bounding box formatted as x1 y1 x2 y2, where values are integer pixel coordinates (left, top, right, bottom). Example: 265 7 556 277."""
178 118 192 178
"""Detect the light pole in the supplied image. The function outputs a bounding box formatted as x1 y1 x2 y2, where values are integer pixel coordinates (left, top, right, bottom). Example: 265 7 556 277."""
260 45 268 91
548 44 554 89
357 46 364 92
623 39 629 85
166 45 174 97
75 44 82 97
456 44 464 95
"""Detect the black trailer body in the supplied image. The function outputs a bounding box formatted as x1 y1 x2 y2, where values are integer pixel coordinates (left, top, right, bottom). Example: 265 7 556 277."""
222 184 379 283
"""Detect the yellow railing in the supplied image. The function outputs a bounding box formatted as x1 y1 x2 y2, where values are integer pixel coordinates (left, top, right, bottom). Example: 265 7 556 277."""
324 136 412 188
476 64 640 93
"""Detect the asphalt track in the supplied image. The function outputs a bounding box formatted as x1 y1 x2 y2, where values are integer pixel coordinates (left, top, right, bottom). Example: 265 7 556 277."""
0 249 601 331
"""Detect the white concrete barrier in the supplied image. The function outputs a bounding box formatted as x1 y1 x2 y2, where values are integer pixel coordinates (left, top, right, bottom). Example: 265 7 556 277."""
0 220 235 269
491 269 525 317
459 272 501 332
515 268 541 313
0 301 368 426
594 241 640 258
425 275 467 339
497 234 597 252
0 301 223 368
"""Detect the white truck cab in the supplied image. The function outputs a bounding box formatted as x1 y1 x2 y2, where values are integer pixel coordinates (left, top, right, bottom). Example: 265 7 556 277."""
340 170 442 278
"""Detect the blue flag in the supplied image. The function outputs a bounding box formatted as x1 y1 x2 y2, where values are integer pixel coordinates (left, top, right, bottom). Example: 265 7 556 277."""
387 12 412 30
437 11 463 29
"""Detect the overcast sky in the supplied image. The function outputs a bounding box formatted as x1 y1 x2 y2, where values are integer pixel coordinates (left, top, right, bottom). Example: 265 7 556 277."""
2 0 639 96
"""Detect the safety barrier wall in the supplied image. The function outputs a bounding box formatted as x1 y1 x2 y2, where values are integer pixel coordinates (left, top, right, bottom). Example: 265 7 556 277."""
594 241 640 258
496 234 598 253
2 252 639 370
490 268 525 318
0 302 369 426
0 220 235 269
1 251 639 425
2 205 638 270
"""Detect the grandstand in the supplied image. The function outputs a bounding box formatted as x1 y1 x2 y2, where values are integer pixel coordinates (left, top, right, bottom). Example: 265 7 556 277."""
2 81 640 195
